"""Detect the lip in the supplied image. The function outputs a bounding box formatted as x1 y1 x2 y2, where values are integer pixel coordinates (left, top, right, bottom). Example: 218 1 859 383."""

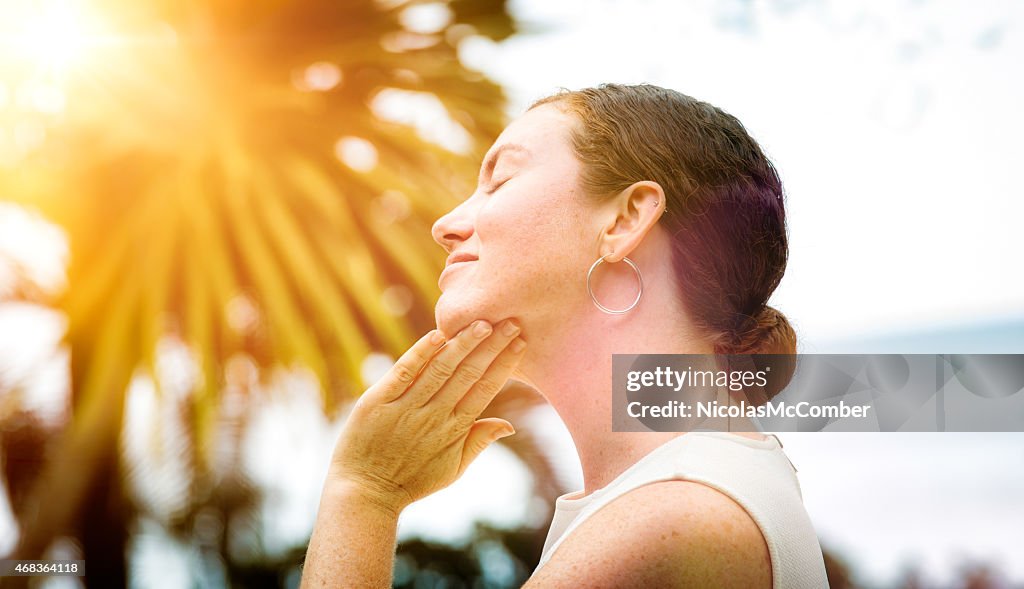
438 258 475 288
446 252 479 266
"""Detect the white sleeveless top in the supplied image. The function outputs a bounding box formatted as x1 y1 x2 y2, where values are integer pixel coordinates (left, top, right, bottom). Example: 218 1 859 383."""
533 432 828 588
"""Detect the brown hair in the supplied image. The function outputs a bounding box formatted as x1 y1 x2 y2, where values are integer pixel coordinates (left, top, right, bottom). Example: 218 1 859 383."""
532 84 796 370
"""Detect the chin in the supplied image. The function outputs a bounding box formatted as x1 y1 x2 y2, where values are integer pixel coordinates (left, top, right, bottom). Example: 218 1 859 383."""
433 293 479 339
434 286 510 339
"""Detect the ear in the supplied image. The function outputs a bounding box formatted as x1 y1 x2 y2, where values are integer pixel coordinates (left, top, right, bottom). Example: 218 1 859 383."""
597 181 667 262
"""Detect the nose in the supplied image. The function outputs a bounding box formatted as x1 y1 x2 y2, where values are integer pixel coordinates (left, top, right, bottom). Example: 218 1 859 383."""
431 199 476 253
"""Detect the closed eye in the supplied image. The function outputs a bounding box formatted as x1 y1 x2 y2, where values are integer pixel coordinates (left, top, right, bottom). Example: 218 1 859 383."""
485 176 512 194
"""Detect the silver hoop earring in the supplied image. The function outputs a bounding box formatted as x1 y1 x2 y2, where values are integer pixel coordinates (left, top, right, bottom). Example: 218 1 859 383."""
586 254 643 315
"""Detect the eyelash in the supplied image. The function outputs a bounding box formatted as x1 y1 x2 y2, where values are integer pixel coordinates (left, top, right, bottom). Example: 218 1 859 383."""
486 177 511 194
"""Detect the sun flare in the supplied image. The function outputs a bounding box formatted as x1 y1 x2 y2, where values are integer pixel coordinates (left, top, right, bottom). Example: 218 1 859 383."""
0 0 108 78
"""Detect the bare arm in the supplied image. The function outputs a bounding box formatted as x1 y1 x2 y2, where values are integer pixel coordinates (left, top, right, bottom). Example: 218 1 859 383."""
301 482 400 588
299 320 526 588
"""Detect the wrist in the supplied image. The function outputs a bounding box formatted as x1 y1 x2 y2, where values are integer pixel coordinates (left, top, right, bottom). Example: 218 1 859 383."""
321 478 407 519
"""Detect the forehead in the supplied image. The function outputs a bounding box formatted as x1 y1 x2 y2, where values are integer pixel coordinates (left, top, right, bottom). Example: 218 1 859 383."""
489 103 576 158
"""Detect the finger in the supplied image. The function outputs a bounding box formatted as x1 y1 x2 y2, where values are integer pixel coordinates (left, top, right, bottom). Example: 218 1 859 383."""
456 417 515 479
452 337 526 418
366 329 447 404
429 319 521 409
399 320 493 406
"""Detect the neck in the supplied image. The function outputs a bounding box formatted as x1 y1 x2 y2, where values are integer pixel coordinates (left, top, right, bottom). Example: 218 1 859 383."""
514 279 711 496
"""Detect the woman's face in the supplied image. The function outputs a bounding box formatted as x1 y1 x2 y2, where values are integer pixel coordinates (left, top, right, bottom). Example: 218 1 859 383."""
431 103 597 338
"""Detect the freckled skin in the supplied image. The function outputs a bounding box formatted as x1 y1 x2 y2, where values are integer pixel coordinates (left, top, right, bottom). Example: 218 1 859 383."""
432 104 597 341
525 481 772 588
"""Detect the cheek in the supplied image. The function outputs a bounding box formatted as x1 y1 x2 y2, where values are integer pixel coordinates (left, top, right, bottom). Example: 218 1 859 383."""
477 190 589 296
480 173 584 242
477 193 557 272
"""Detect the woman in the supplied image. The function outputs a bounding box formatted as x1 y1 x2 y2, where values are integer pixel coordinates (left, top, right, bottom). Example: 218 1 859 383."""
301 84 828 588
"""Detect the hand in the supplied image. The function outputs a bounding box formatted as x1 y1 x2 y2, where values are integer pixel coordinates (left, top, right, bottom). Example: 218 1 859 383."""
326 319 527 515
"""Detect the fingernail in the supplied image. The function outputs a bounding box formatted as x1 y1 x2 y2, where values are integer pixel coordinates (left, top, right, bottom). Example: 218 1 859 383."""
509 338 526 353
473 320 492 338
502 320 520 336
430 330 445 345
495 427 516 440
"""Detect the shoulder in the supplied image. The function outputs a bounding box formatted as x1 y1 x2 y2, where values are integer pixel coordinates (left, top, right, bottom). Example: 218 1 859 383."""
525 480 772 589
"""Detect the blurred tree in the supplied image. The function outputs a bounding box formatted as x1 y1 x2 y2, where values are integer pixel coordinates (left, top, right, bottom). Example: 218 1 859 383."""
822 545 856 589
393 521 548 589
959 563 1004 589
0 0 549 586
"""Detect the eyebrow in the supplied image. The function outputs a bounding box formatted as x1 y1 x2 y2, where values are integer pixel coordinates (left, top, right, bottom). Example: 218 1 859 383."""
478 143 530 186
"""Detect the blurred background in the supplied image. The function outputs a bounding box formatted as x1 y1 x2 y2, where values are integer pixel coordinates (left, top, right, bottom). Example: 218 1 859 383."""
0 0 1022 587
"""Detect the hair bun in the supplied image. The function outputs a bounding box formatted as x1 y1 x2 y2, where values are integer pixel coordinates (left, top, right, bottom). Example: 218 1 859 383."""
715 306 797 401
717 305 795 356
